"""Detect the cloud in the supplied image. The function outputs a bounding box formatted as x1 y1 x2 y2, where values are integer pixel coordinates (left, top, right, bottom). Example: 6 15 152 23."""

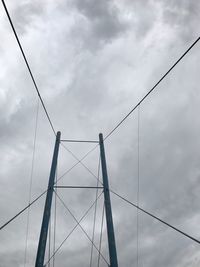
159 0 200 42
69 0 128 50
8 0 45 35
0 0 200 266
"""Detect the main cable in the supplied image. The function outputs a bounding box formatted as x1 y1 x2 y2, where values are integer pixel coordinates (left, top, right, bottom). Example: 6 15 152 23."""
63 153 200 247
111 190 200 245
0 191 46 231
0 144 98 231
104 36 200 140
1 0 56 136
51 149 200 246
3 139 200 251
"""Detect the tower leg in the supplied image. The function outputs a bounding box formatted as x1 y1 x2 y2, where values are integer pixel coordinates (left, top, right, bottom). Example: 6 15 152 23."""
35 131 61 267
99 133 118 267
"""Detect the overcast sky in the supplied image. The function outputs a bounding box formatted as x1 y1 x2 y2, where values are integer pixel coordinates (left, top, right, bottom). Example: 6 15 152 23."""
0 0 200 266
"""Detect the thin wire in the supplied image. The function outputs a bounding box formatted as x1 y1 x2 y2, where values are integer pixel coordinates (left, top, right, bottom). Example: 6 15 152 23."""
0 144 98 231
1 2 200 240
98 201 105 267
1 0 56 136
54 190 109 265
0 190 46 231
57 144 99 183
44 192 108 266
52 169 57 267
8 139 199 250
89 155 101 267
52 147 59 267
6 159 199 251
24 98 39 267
60 138 200 263
48 214 51 267
136 105 140 267
3 125 199 255
110 190 200 245
60 143 102 185
104 36 200 140
9 128 199 262
58 139 200 247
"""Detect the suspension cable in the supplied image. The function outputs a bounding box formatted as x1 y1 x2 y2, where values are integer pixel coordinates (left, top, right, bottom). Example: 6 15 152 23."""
50 150 200 247
111 190 200 245
1 0 56 135
104 36 200 140
0 191 46 231
0 144 97 231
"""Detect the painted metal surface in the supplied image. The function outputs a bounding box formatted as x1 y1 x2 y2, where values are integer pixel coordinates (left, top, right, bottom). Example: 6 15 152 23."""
35 131 61 267
99 133 118 267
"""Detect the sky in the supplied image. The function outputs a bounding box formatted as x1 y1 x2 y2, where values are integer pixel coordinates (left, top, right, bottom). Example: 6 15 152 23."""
0 0 200 266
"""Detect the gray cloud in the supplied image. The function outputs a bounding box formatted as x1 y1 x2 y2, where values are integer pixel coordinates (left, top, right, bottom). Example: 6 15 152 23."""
9 0 45 35
0 0 200 266
160 0 200 42
68 0 128 50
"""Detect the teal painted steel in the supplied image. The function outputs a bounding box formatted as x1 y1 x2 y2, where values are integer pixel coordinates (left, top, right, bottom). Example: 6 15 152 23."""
99 133 118 267
35 131 61 267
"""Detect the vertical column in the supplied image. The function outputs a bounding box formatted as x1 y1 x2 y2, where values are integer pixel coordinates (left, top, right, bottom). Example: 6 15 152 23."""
35 131 61 267
99 133 118 267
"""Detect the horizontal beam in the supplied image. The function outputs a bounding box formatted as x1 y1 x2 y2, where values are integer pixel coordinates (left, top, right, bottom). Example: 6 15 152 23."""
54 186 103 189
60 139 99 144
